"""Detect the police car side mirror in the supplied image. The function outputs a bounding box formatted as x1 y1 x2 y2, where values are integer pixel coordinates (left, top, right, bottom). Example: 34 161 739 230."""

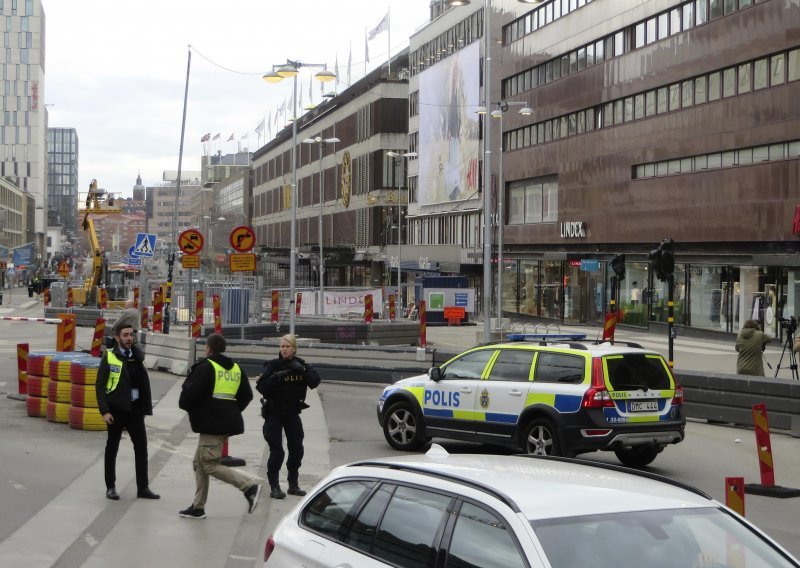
429 367 442 381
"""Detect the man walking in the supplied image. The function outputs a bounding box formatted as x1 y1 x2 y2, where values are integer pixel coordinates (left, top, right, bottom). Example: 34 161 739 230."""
96 320 160 500
178 333 261 519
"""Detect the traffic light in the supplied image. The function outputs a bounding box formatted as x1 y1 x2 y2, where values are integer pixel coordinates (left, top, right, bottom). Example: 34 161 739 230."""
649 238 675 281
611 254 626 280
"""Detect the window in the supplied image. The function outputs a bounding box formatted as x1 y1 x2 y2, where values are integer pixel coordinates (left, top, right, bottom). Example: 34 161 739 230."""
708 71 721 100
345 484 394 552
535 353 585 384
789 49 800 82
770 53 785 86
488 350 535 382
681 80 693 107
446 502 526 568
372 486 452 568
606 354 671 390
669 83 681 111
695 75 707 103
657 87 668 113
738 63 751 93
754 58 768 90
443 350 494 380
302 480 376 538
645 90 656 116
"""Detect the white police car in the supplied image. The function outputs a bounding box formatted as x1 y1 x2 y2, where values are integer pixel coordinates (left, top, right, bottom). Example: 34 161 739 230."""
377 339 685 467
264 448 799 567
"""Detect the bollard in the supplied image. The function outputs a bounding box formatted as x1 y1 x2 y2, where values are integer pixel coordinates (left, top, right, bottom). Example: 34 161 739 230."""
220 438 246 467
43 288 50 307
213 294 222 334
364 294 374 323
192 290 204 338
66 287 73 309
295 292 302 316
133 287 139 309
98 287 108 310
745 403 800 497
152 290 163 333
388 295 396 321
17 343 29 395
420 300 427 347
725 477 745 516
56 314 76 351
271 290 279 323
141 304 149 330
90 318 106 357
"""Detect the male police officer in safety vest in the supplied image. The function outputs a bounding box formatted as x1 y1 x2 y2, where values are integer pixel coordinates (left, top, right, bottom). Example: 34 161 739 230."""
96 320 160 501
178 333 260 519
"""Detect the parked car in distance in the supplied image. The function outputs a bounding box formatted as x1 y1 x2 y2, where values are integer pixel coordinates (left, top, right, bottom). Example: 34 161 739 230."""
263 447 799 567
377 338 685 467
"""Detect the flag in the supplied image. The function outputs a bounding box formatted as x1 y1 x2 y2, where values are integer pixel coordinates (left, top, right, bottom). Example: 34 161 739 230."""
227 133 234 142
255 119 264 136
212 133 221 141
240 132 248 140
347 42 352 86
368 11 389 40
334 55 340 88
200 132 210 143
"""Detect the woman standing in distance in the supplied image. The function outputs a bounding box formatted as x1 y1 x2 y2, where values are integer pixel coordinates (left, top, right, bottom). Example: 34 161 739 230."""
256 334 320 498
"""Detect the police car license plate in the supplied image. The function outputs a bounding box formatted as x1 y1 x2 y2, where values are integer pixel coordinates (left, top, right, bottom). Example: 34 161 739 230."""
629 400 658 412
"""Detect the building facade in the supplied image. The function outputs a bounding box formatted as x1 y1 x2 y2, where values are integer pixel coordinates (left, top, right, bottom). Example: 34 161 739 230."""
0 0 47 255
47 127 78 242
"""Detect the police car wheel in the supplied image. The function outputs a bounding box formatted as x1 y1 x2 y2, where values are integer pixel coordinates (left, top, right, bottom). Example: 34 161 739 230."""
614 445 660 468
383 402 426 451
522 419 561 456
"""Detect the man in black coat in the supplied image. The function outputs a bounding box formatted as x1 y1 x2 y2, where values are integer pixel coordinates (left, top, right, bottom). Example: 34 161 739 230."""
96 320 159 501
177 333 260 519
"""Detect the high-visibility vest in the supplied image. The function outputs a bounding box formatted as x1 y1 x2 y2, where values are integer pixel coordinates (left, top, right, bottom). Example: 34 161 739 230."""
105 351 124 394
208 359 241 401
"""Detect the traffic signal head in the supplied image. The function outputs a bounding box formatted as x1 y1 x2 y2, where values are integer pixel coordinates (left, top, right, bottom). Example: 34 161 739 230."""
649 238 675 281
611 254 626 280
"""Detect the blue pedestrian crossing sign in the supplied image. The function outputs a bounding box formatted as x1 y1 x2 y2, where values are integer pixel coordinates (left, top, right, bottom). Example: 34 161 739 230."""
132 233 157 257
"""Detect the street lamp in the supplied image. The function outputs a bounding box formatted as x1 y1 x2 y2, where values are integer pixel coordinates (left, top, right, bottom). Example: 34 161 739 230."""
489 101 532 324
448 0 542 341
387 151 417 316
302 136 340 316
264 59 336 334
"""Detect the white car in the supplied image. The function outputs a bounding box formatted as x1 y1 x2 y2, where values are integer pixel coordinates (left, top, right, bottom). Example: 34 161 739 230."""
263 446 799 567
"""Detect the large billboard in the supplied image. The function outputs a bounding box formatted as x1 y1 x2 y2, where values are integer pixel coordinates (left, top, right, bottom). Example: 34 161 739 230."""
419 41 480 206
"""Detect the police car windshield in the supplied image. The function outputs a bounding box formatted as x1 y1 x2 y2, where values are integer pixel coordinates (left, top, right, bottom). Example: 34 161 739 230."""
532 507 796 568
605 354 671 391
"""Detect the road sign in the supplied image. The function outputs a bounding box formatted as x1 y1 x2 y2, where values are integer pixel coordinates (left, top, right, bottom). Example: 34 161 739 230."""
229 253 256 272
229 226 256 253
181 254 200 269
126 257 142 265
133 233 157 257
178 229 204 255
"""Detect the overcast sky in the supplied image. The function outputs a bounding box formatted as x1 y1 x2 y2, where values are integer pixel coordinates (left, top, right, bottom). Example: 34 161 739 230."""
43 0 433 197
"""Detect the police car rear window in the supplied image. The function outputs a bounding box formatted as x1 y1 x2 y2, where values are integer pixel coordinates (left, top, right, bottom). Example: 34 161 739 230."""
605 354 671 391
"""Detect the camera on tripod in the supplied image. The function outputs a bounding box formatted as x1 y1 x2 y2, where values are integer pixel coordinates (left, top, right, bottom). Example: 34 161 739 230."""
779 316 798 335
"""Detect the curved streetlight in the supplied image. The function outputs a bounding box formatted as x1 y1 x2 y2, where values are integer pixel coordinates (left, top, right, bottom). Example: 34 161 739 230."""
448 0 542 340
302 136 340 316
263 59 336 334
387 151 417 316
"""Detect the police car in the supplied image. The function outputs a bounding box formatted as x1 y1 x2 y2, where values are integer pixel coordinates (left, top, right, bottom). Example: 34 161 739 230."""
376 339 685 467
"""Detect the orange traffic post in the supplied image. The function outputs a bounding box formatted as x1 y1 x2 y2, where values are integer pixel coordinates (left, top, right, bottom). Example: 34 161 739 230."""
141 303 149 330
152 290 163 333
220 437 246 467
364 294 374 323
56 314 76 352
192 290 204 338
295 292 302 316
419 300 427 347
745 403 800 497
43 287 50 306
725 477 745 516
17 343 28 395
388 295 396 321
90 318 106 357
271 290 279 323
133 287 140 309
213 294 222 334
66 287 74 309
602 311 618 342
98 287 108 310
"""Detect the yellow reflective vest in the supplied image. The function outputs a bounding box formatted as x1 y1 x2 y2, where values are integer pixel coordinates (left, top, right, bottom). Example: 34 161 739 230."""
105 351 124 394
208 359 241 401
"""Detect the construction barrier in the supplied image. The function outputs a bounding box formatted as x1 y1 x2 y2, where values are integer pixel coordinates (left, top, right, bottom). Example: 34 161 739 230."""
364 294 374 324
388 295 396 321
69 357 105 431
43 287 50 306
56 314 77 351
192 290 204 338
296 292 302 316
141 304 149 330
213 294 222 334
752 403 775 487
25 351 58 418
271 290 279 323
420 300 427 347
67 287 73 308
98 287 108 310
47 352 93 424
725 477 745 516
17 343 28 395
152 290 163 333
133 287 139 309
90 318 106 356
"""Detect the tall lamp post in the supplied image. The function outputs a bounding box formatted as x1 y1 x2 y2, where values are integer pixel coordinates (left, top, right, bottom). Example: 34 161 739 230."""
447 0 542 342
387 151 417 315
263 60 336 334
302 136 340 316
490 101 532 324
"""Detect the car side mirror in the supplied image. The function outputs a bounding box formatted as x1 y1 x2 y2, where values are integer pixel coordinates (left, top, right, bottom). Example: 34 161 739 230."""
429 367 442 381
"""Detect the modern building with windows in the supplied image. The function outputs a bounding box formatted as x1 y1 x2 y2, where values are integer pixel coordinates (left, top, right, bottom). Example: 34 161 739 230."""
47 127 78 243
0 0 47 256
408 0 799 339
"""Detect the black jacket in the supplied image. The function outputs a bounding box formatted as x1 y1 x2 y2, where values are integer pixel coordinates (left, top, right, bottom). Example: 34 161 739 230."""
256 355 320 415
179 353 253 436
95 345 153 415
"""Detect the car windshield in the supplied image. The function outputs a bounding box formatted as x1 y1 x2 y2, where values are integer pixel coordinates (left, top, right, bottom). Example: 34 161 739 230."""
605 354 672 391
531 507 796 568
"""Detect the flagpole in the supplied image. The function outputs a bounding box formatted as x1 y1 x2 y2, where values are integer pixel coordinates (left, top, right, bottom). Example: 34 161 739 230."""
388 6 391 75
364 28 368 75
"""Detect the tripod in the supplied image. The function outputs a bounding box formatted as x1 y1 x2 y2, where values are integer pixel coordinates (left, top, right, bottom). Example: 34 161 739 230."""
774 326 799 380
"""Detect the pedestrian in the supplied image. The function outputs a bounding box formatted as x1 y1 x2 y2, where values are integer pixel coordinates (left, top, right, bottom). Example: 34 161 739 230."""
177 333 261 519
256 334 321 499
95 319 159 500
735 319 771 376
117 299 140 333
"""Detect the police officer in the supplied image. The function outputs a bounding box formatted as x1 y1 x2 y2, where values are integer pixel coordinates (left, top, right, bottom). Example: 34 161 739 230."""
96 320 159 500
256 334 320 499
178 333 260 518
